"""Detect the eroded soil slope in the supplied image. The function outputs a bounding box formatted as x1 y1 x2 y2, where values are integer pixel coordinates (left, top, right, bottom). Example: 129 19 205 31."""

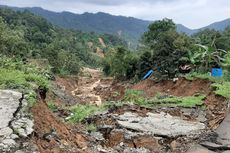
29 68 230 153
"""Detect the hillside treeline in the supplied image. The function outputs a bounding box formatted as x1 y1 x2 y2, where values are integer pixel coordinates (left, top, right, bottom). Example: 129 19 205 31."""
103 19 230 80
0 8 126 75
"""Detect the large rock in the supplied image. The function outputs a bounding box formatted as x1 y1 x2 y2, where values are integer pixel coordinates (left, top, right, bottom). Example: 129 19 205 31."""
117 112 205 137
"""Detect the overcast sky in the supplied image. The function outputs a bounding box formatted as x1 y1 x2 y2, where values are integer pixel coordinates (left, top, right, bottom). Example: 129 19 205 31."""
1 0 230 29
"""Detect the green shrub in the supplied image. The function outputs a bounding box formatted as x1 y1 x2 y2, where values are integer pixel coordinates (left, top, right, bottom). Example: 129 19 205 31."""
146 95 206 108
0 56 50 108
67 101 127 123
212 82 230 98
123 89 145 105
0 69 30 90
0 56 49 90
161 95 204 107
67 104 106 123
26 91 37 108
86 124 97 132
47 101 58 112
103 101 126 109
185 72 225 83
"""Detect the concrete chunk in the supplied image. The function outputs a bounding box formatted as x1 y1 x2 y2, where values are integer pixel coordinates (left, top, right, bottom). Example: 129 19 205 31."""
117 112 205 137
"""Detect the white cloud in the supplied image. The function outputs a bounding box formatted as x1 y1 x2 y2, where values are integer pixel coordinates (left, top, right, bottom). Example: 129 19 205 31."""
1 0 230 29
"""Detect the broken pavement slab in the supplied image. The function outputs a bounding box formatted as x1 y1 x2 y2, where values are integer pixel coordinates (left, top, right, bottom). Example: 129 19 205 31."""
0 90 35 152
116 112 206 137
187 113 230 153
216 114 230 145
0 90 21 130
0 90 21 151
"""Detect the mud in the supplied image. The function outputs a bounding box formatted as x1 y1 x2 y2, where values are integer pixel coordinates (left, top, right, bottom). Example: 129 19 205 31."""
132 78 229 129
29 70 230 153
31 101 92 153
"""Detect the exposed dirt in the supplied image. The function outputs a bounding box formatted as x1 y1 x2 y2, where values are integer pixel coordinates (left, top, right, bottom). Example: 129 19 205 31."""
54 68 128 105
71 68 105 105
132 78 229 129
132 78 211 97
29 69 230 153
55 76 78 95
31 101 92 153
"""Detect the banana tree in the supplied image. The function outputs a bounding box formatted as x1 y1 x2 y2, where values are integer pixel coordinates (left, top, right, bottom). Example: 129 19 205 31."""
222 53 230 71
193 44 227 71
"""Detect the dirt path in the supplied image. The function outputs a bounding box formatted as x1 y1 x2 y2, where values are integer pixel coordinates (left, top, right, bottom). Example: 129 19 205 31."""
71 68 110 105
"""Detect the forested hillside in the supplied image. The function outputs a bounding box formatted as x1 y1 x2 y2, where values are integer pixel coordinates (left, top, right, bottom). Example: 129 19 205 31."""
1 6 150 48
0 8 125 75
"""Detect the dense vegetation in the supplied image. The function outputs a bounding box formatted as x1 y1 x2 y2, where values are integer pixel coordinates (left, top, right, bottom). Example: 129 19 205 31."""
1 7 230 110
0 55 49 106
0 8 124 75
0 7 128 108
103 18 230 80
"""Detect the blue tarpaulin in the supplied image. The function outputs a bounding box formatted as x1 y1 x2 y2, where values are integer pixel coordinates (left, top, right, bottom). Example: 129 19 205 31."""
142 70 154 80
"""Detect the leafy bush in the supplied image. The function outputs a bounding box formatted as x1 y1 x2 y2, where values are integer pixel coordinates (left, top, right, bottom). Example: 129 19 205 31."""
0 56 49 91
47 101 58 112
139 95 205 108
123 89 145 105
0 55 50 108
212 82 230 98
86 124 97 133
26 91 37 108
185 72 222 82
103 47 138 80
67 104 106 123
222 53 230 71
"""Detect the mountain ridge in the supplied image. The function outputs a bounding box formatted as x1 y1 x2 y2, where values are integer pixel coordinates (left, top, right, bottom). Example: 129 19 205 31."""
1 5 230 46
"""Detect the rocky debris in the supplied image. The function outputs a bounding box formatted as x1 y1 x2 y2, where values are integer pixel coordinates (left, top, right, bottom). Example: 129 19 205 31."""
52 84 78 105
170 140 179 152
123 148 151 153
200 141 230 150
216 114 230 145
86 106 211 152
0 90 21 129
73 79 102 105
0 90 36 152
12 117 34 138
181 108 207 122
116 112 206 137
94 144 151 153
186 144 215 153
110 129 160 151
90 132 105 141
42 128 60 142
187 113 230 153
